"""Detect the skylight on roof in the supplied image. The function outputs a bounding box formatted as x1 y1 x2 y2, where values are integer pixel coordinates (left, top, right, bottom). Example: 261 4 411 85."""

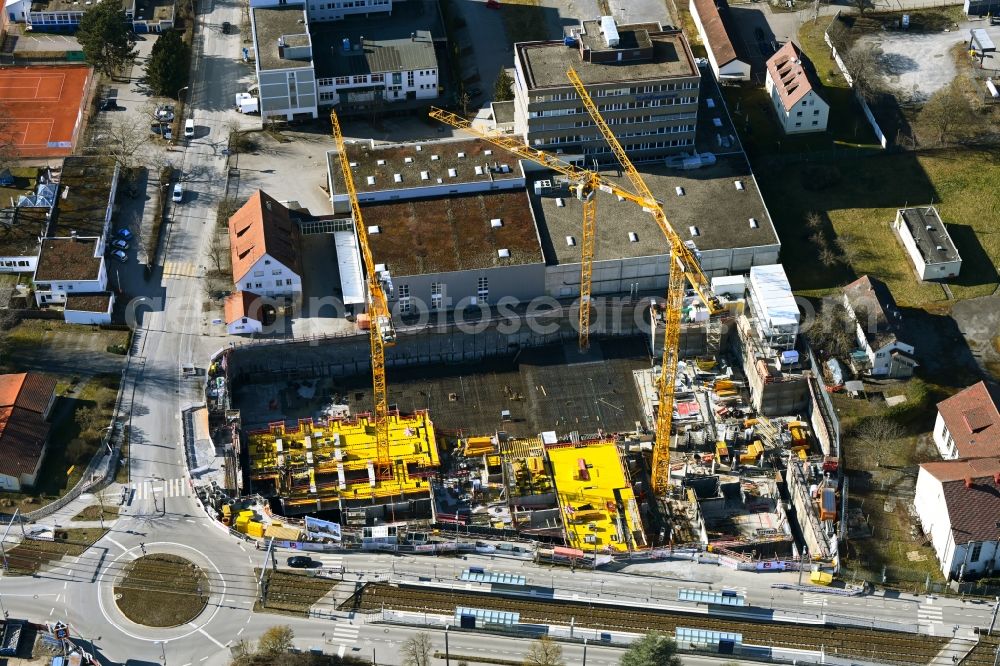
404 157 413 164
368 225 380 234
431 155 439 161
566 236 576 246
485 150 493 156
349 162 358 168
393 173 402 183
448 168 457 177
734 180 745 191
491 218 502 228
628 232 638 242
415 145 422 151
377 159 386 166
457 152 466 158
498 248 510 258
749 218 759 228
366 176 375 186
675 187 685 196
689 226 700 237
475 166 484 175
420 171 429 180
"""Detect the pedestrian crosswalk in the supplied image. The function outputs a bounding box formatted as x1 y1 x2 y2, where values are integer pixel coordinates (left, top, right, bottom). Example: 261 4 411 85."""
131 477 189 501
329 622 359 657
918 602 943 625
801 592 828 607
162 260 201 278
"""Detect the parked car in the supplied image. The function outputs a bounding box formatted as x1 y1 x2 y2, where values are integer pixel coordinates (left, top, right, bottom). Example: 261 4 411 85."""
172 183 183 203
111 249 128 263
116 228 133 241
99 98 121 111
111 238 129 251
155 104 175 121
222 20 232 33
286 556 312 568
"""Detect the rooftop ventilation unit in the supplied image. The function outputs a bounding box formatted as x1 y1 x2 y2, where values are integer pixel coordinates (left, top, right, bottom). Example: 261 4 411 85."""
375 263 386 272
566 236 576 246
735 180 745 191
475 166 484 175
431 155 440 161
675 187 685 196
366 176 375 186
377 159 386 166
749 218 759 228
498 248 510 258
349 161 358 167
689 226 700 236
485 150 493 156
420 171 429 180
617 195 625 202
448 168 457 177
628 232 638 242
393 173 402 183
457 152 466 158
556 198 565 207
499 164 511 173
367 225 380 234
404 157 413 164
491 218 503 228
415 145 422 151
600 15 620 48
926 225 934 231
937 245 945 251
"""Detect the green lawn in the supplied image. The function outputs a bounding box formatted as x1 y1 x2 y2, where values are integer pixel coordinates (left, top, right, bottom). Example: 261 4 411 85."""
71 504 119 521
757 148 1000 307
6 528 108 575
115 554 209 627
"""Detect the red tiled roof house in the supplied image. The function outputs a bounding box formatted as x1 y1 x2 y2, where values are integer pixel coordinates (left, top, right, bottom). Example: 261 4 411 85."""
764 41 829 135
228 190 302 303
934 382 1000 460
915 457 1000 579
0 373 58 491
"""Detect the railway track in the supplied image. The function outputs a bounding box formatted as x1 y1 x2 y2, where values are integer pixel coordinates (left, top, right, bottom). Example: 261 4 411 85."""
343 583 950 665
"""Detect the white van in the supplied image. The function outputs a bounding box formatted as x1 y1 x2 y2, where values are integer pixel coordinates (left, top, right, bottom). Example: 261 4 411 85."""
184 119 195 138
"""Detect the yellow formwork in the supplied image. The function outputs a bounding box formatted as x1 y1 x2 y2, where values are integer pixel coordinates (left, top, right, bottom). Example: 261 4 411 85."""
547 441 645 554
246 412 439 505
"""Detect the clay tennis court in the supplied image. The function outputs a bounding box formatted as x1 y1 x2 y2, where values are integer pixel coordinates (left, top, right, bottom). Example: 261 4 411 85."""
0 65 92 158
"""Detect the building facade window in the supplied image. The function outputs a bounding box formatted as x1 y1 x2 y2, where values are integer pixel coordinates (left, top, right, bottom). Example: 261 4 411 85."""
431 282 442 309
971 541 983 562
398 284 410 313
477 276 488 303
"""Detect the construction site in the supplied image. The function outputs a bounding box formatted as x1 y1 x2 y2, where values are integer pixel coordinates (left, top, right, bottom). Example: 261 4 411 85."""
213 49 843 569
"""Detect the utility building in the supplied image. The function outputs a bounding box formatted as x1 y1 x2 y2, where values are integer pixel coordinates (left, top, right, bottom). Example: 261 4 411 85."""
893 206 962 280
250 3 319 121
513 17 701 163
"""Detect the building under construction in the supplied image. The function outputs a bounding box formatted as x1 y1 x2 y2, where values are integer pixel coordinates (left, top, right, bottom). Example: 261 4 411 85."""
245 411 440 518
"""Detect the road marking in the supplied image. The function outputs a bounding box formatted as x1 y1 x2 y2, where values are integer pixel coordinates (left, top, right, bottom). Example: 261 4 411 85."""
106 536 128 553
338 645 346 658
802 593 828 607
194 626 226 649
186 519 196 523
200 658 208 663
225 641 232 647
49 608 54 616
62 582 67 589
237 627 244 636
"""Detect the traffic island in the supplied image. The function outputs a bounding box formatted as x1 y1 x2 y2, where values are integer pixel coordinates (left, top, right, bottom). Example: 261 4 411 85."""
114 554 210 627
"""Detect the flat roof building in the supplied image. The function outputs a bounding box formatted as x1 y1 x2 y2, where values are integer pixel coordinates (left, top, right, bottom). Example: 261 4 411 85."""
893 206 962 280
530 156 780 296
250 4 318 121
513 18 701 163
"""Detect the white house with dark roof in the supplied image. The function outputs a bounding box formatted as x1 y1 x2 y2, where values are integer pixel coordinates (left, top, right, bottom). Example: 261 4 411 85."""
894 206 962 280
915 457 1000 578
765 41 828 134
32 237 107 307
933 382 1000 460
842 275 917 378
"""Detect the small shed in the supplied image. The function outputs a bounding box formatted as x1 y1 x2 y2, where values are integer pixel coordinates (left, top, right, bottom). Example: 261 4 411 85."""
971 28 997 56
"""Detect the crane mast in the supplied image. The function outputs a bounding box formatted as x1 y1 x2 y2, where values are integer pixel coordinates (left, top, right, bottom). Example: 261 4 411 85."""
331 110 395 481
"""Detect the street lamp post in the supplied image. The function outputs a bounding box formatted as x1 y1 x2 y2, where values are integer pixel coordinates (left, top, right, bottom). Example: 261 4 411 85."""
444 625 450 666
177 85 189 101
156 640 167 666
583 638 588 666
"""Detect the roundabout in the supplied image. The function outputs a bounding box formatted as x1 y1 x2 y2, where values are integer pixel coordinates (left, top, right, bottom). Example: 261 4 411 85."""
114 553 209 627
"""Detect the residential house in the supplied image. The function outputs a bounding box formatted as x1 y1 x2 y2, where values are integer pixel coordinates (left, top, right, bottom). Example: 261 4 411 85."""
842 275 917 378
33 236 108 307
689 0 750 81
0 207 46 274
224 291 265 335
915 457 1000 579
228 191 302 302
893 207 962 280
933 381 1000 460
0 372 57 491
764 41 829 134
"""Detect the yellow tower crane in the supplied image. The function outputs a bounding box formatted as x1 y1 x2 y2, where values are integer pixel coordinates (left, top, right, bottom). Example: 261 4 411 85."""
330 110 396 482
430 71 723 494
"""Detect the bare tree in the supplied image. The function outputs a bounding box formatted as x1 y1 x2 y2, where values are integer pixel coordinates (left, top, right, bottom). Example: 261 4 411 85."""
842 44 883 103
401 633 433 666
101 113 151 173
207 231 228 274
918 80 977 146
819 246 839 268
835 234 861 265
848 0 870 14
853 415 904 451
807 297 857 357
524 637 564 666
805 211 825 232
257 625 294 655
